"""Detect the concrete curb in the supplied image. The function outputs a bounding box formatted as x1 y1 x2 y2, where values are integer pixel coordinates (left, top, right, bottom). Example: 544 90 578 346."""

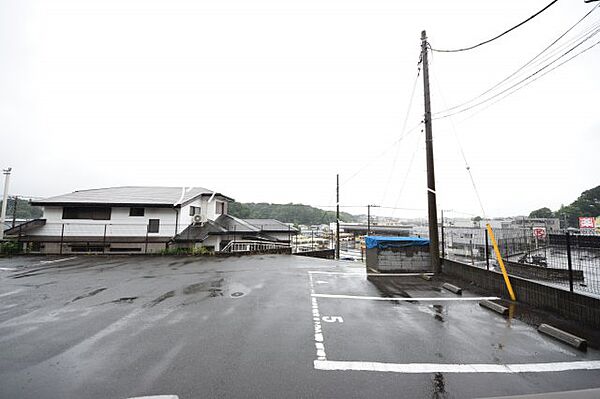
441 283 462 295
479 300 508 316
538 323 587 351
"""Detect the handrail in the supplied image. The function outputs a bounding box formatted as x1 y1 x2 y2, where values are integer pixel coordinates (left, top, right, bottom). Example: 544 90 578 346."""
221 240 290 253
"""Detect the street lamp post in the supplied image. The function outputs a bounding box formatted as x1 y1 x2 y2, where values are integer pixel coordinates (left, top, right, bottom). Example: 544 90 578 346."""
0 167 12 241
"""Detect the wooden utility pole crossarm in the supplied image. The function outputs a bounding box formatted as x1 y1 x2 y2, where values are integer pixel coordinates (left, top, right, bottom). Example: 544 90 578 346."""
421 30 441 273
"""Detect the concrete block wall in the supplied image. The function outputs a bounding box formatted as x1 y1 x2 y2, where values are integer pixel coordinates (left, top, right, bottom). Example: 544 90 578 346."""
442 259 600 329
367 246 431 272
504 260 584 281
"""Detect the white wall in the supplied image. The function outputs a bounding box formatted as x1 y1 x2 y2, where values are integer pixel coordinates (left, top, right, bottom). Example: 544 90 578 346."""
198 235 221 251
32 196 232 238
34 206 178 237
177 196 230 233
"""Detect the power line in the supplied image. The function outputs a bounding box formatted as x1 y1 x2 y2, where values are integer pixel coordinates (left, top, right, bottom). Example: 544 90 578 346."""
451 35 600 124
391 134 423 218
381 63 422 205
431 0 560 53
339 120 423 186
314 205 426 211
433 5 600 116
433 25 600 120
431 70 487 218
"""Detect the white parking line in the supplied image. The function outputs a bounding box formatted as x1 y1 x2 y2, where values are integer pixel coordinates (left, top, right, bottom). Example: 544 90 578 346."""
367 273 435 277
314 359 600 374
312 293 499 302
127 396 179 399
0 289 23 298
308 271 365 276
308 272 327 361
307 271 435 277
39 257 77 264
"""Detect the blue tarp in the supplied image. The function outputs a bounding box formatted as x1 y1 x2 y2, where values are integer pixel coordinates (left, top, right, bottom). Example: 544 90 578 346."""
365 236 430 250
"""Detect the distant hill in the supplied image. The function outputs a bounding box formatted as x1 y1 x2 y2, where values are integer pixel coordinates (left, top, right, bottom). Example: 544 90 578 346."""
529 185 600 227
0 197 43 220
228 202 356 226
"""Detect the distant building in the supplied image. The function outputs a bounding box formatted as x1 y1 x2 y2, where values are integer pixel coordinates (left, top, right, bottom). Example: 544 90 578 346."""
510 217 560 232
3 186 297 254
334 222 412 236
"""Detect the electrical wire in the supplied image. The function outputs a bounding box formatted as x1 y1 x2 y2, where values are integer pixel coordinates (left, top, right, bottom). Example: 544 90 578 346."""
314 205 426 211
433 5 600 116
390 133 423 218
431 0 560 53
453 34 600 124
380 63 422 205
431 70 487 218
339 120 423 186
433 25 600 120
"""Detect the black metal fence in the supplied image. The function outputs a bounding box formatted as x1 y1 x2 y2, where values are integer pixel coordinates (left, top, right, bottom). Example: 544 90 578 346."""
441 226 600 297
2 222 295 255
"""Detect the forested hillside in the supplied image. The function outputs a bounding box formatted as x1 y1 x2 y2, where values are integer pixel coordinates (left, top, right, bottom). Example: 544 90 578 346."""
228 202 355 226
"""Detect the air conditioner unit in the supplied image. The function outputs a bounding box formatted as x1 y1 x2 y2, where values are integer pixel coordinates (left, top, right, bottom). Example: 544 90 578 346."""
192 214 205 225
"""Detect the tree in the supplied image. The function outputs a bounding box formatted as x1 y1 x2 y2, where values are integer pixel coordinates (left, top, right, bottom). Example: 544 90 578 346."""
228 202 356 226
529 207 553 219
528 185 600 228
0 197 43 220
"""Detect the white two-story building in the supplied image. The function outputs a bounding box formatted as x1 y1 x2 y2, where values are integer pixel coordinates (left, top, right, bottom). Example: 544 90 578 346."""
5 186 296 254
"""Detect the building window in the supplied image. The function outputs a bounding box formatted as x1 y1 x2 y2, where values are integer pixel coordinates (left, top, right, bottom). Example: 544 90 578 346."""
189 206 201 216
129 207 145 217
216 201 225 215
62 207 111 220
148 219 160 233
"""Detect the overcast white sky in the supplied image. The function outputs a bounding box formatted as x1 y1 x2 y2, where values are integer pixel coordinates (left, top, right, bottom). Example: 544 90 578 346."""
1 0 599 218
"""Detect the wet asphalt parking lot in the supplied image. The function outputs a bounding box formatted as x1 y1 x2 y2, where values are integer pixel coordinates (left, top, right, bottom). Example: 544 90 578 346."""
1 254 600 399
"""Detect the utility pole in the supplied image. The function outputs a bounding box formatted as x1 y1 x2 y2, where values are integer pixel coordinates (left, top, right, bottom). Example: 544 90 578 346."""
0 167 12 241
367 204 379 235
12 196 18 228
336 174 340 260
441 209 445 259
367 205 371 235
421 30 441 273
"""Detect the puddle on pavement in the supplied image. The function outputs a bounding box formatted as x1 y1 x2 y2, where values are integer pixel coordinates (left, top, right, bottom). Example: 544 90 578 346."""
432 304 445 322
146 291 175 307
71 287 107 302
183 279 224 297
431 372 448 399
112 297 138 304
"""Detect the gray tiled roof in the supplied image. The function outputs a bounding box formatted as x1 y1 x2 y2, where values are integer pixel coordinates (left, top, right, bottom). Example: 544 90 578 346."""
32 186 233 207
175 215 298 242
243 219 295 232
215 215 261 233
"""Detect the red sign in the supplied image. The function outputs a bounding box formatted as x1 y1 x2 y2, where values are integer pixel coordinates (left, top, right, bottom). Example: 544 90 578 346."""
579 217 596 229
533 227 546 239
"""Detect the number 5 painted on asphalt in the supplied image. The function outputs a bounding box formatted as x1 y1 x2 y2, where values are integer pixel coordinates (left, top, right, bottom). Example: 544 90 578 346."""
322 316 344 323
